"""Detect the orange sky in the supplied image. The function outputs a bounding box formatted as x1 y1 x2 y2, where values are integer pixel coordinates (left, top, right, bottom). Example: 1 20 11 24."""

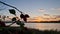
27 15 60 22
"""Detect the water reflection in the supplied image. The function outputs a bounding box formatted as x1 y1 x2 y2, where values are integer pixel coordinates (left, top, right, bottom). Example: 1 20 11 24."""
5 23 60 31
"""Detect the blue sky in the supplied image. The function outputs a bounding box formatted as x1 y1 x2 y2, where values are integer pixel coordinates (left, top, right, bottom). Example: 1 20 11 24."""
0 0 60 18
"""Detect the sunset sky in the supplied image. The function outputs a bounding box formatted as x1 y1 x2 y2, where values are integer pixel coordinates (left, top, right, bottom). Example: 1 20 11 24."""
0 0 60 21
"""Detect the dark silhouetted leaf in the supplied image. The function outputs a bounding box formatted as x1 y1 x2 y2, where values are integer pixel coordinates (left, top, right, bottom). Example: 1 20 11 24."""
12 17 16 21
20 14 24 18
9 9 16 15
25 14 29 18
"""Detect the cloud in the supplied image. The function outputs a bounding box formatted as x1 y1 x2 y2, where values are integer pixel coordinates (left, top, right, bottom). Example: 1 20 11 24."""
42 14 58 19
51 8 60 11
38 8 46 12
55 15 60 18
43 14 50 16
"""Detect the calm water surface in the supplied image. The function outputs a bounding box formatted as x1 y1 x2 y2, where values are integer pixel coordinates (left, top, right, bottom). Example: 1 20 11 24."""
5 23 60 31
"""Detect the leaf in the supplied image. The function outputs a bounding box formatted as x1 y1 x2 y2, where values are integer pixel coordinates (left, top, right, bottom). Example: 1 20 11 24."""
25 14 29 18
20 14 24 18
9 9 16 15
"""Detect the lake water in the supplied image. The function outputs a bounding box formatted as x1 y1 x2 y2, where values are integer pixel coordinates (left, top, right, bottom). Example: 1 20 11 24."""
5 23 60 31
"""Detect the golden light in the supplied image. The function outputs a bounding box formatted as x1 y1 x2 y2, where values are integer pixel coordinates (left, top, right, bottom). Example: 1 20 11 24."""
27 16 44 22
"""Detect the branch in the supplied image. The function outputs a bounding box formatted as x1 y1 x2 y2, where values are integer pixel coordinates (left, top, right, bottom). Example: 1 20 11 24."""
0 1 22 13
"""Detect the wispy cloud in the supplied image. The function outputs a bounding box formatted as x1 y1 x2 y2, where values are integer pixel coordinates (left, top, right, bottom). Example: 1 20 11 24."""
51 8 60 11
55 15 60 18
43 14 50 16
38 8 46 12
